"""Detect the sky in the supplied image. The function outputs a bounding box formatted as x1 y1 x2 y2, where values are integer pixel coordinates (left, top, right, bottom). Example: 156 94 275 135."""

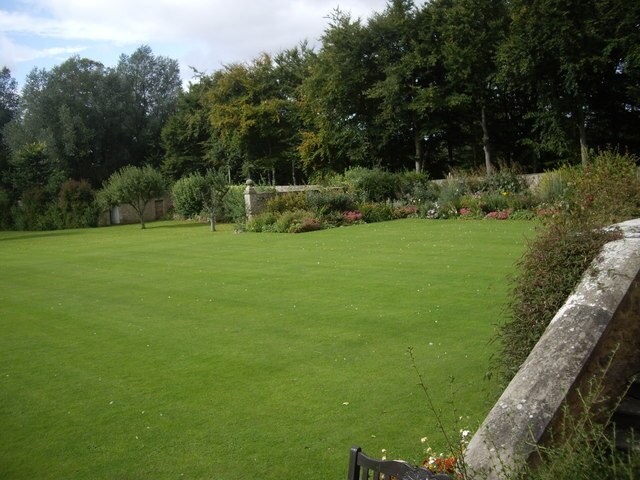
1 0 389 90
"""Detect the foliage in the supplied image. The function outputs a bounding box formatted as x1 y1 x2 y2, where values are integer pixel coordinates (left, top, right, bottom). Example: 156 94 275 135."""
343 167 403 202
99 165 166 229
358 202 396 223
12 187 62 231
536 167 573 204
0 187 11 229
171 174 206 218
306 189 358 215
289 216 323 233
569 150 640 224
266 192 308 214
203 45 314 183
245 211 277 232
497 151 639 383
478 169 527 195
58 179 99 228
223 186 247 231
4 142 64 196
200 168 230 231
117 45 182 167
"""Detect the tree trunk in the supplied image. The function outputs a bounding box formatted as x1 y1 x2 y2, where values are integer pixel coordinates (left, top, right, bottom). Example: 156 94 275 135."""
576 110 589 165
481 105 494 175
210 191 217 232
414 129 423 173
291 157 297 186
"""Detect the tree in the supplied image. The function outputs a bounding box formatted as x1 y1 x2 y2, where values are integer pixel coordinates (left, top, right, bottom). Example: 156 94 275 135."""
99 165 166 229
299 9 382 174
498 0 640 164
4 142 65 195
3 58 134 185
434 0 509 174
117 45 182 166
365 0 447 173
161 72 214 181
0 67 19 161
200 169 230 232
204 46 313 184
170 169 229 231
0 67 20 199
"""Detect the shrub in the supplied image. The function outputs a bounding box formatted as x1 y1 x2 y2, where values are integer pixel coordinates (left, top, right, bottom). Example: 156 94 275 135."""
13 187 62 231
307 189 358 214
266 192 308 214
246 212 277 232
570 150 640 225
496 151 639 384
223 186 246 230
405 180 440 206
418 201 458 219
342 210 363 224
437 179 466 208
59 179 99 228
536 167 573 204
358 202 396 223
478 169 527 195
484 209 512 220
289 216 323 233
343 167 402 202
479 193 510 213
172 174 206 218
275 210 304 233
393 205 418 219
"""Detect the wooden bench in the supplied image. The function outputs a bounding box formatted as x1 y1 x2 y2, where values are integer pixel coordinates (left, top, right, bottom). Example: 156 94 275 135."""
347 447 452 480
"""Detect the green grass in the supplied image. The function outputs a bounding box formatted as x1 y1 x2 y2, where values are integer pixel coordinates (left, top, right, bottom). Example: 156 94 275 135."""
0 219 533 480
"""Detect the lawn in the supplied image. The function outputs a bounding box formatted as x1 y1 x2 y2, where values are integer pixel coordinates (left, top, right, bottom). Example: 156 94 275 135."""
0 219 533 480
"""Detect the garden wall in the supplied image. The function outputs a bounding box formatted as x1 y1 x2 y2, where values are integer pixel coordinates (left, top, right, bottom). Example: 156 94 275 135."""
98 194 173 226
243 174 544 219
464 218 640 479
243 180 341 219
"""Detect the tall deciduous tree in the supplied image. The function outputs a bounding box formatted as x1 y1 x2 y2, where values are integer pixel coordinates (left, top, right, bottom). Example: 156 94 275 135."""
4 58 133 185
0 67 20 188
203 45 313 184
117 45 182 166
366 0 447 173
161 72 214 181
434 0 509 174
499 0 640 164
299 9 381 174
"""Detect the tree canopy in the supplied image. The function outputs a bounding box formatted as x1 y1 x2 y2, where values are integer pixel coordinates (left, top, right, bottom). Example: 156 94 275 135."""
1 0 639 230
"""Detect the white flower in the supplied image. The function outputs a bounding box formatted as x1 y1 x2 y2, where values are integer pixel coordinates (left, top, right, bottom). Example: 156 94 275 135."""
421 437 428 444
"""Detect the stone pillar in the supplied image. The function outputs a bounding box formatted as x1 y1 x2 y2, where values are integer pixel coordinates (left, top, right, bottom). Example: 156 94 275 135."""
244 179 257 220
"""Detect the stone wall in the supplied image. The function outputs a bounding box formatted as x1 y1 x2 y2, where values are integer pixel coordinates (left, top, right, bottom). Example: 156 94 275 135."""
98 194 173 226
464 218 640 479
243 180 340 219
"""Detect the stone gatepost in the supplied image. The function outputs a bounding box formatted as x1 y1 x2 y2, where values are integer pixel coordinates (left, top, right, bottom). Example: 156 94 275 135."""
243 179 276 220
244 179 257 219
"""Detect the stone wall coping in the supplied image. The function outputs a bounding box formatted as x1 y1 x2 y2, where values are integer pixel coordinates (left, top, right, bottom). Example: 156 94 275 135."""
464 218 640 479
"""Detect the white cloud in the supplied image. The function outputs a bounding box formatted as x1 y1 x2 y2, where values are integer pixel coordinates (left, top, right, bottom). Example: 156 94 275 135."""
2 0 389 86
0 32 86 67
